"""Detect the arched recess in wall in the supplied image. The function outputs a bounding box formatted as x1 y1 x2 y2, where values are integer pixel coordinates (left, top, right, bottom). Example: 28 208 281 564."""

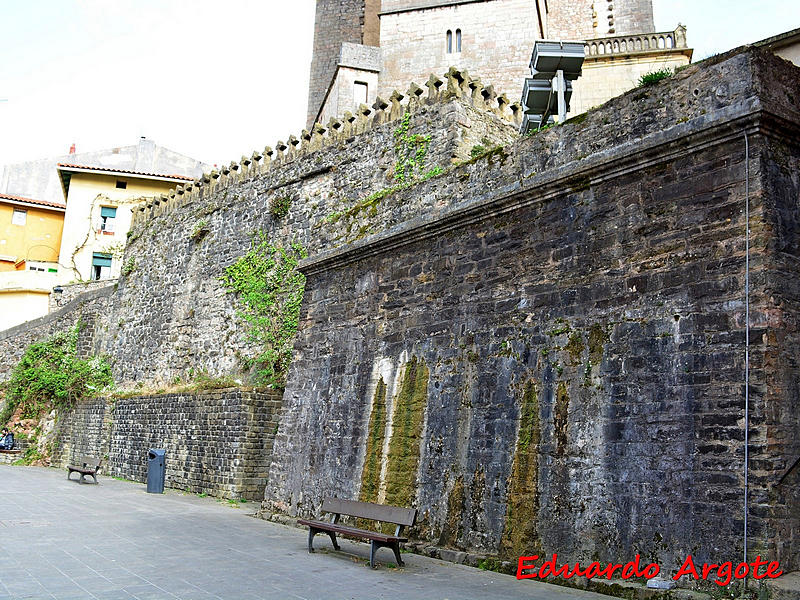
446 29 452 53
456 28 461 52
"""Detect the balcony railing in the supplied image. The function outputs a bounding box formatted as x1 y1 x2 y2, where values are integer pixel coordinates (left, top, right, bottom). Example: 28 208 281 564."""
585 25 688 58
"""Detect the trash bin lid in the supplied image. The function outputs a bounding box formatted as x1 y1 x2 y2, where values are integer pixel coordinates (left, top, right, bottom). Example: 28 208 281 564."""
148 448 166 459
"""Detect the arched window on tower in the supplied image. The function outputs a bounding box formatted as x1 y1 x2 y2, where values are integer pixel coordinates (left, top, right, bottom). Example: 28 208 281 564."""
446 30 452 53
456 29 462 52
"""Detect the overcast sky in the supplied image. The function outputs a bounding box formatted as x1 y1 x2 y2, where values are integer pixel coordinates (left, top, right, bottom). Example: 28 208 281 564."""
0 1 798 171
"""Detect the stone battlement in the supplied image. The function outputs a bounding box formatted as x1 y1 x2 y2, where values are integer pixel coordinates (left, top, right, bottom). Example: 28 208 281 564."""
129 67 522 231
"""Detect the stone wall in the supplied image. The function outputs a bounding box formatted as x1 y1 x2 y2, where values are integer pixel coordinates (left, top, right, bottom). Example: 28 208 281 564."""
1 46 798 580
51 389 282 501
546 0 595 39
101 85 517 387
263 48 800 574
0 285 113 379
49 279 117 312
52 397 111 468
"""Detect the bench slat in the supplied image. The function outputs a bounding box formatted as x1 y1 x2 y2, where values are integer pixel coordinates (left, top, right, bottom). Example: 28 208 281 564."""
297 519 407 543
320 498 417 526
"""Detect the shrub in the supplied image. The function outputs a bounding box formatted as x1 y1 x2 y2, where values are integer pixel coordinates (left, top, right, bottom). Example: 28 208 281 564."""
3 325 113 422
269 196 292 219
190 219 209 240
638 68 673 87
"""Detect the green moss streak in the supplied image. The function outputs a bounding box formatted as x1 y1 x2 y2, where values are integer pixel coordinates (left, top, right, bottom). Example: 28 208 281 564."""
564 331 585 365
500 381 542 558
384 356 429 508
438 475 465 548
588 323 610 365
359 379 387 504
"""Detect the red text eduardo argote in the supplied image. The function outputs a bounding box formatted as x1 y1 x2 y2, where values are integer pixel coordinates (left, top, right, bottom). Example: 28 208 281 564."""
517 554 783 587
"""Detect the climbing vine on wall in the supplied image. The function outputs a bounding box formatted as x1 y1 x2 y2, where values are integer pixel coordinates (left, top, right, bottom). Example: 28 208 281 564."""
393 112 434 183
221 232 307 388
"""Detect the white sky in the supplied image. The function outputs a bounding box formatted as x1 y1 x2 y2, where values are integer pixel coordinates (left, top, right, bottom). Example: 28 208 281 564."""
0 1 798 171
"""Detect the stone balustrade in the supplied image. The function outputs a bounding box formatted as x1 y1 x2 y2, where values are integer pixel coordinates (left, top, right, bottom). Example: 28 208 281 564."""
585 25 688 58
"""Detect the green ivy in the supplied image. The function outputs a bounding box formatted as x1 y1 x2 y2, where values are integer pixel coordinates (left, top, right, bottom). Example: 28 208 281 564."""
221 233 307 388
3 325 113 423
393 112 432 183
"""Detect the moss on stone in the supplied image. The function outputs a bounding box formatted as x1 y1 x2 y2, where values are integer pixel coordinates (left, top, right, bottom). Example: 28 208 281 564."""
438 475 465 548
564 331 585 365
469 467 486 530
554 381 569 456
384 356 429 508
359 378 387 504
500 381 542 559
588 323 610 365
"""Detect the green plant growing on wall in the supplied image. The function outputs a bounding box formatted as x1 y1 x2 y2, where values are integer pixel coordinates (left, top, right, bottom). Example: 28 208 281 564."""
221 232 307 388
190 219 209 241
393 112 433 183
121 256 136 277
2 325 113 424
269 196 292 220
470 144 486 158
638 67 673 87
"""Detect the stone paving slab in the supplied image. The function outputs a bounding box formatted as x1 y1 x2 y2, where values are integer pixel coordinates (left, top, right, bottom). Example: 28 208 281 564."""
0 465 610 600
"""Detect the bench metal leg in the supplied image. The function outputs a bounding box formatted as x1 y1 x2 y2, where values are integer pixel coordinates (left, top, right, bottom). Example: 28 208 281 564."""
308 527 339 553
327 531 340 551
391 542 404 567
370 540 378 569
369 540 404 568
308 527 318 553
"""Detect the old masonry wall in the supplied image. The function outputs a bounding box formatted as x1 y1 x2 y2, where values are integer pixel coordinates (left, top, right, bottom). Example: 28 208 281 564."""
264 48 800 574
0 49 797 577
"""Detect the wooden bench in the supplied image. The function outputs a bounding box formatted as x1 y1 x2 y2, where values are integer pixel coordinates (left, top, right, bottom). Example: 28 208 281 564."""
67 456 101 484
298 498 417 568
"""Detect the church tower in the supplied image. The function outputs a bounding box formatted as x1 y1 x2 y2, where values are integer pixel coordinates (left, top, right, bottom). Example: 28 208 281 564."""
306 0 690 127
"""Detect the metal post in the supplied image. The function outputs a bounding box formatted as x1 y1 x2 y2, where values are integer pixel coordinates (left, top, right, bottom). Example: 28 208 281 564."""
556 69 566 123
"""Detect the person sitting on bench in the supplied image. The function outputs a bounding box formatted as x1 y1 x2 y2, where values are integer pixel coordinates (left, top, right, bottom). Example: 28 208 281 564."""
0 428 13 450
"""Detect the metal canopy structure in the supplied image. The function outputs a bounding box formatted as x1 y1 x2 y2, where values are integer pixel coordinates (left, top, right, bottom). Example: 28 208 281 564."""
520 40 585 134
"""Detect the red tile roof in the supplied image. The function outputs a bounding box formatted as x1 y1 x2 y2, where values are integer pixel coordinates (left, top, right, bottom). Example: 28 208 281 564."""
0 192 66 211
57 163 195 181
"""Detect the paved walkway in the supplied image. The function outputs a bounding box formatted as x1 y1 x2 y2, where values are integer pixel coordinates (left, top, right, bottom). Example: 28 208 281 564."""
0 465 610 600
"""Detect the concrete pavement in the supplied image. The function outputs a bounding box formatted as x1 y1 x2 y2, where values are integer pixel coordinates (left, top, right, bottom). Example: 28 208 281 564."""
0 465 610 600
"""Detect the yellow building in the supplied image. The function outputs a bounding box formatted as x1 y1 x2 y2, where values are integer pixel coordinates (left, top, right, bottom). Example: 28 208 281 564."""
56 164 193 281
0 192 65 329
